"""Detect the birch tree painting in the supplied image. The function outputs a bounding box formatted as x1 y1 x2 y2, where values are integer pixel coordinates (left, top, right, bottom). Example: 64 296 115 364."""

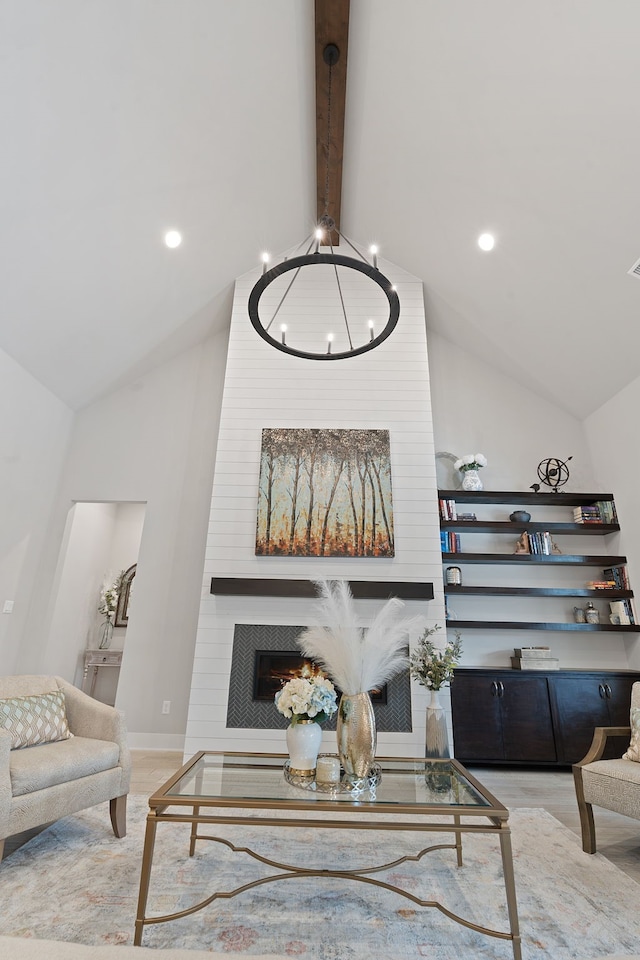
256 428 394 557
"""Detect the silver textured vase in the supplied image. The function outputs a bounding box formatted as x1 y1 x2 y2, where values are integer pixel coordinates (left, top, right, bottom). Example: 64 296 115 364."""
425 689 450 758
337 692 376 778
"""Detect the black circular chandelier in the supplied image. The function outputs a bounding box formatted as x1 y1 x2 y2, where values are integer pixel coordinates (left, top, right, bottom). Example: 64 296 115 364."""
248 227 400 361
248 31 400 361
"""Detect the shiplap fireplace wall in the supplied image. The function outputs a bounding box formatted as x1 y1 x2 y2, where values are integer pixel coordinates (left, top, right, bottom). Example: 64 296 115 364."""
184 249 446 758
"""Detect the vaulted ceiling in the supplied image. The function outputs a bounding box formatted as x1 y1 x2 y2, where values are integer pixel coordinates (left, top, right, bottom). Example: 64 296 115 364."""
2 1 640 417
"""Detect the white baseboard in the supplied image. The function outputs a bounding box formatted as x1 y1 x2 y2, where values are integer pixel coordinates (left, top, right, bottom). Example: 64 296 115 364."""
127 731 185 751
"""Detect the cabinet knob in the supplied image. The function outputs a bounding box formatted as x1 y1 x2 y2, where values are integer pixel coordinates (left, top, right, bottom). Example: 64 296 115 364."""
491 680 498 696
604 683 612 698
598 683 605 699
498 681 505 697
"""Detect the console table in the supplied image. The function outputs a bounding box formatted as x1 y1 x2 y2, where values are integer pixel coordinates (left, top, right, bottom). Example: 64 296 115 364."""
82 649 123 700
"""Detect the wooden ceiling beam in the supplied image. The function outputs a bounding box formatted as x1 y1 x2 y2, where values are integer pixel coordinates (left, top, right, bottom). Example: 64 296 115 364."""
315 0 350 245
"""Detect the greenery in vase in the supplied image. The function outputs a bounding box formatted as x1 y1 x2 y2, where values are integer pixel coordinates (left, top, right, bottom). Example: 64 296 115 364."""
454 453 487 472
409 625 462 691
98 571 125 624
274 669 338 725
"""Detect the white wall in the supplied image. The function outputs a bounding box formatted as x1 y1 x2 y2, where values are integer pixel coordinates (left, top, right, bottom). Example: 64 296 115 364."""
428 330 637 671
185 252 446 758
15 330 228 747
0 346 72 675
584 373 640 670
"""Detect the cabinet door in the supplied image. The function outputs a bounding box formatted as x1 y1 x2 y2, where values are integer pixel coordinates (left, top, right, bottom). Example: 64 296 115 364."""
550 676 612 764
603 676 637 725
500 676 556 762
451 674 504 761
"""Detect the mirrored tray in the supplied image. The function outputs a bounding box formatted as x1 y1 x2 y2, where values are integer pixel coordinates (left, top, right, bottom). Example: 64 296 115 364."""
283 756 382 795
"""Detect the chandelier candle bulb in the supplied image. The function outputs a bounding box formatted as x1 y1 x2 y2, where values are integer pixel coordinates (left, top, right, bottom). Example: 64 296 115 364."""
327 333 333 354
368 319 375 340
280 324 287 344
370 244 378 269
261 253 270 274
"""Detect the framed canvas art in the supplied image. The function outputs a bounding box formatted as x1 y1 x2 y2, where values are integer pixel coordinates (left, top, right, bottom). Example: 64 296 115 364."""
256 428 394 557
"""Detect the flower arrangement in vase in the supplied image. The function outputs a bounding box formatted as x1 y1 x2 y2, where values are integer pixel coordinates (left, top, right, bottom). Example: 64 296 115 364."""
454 453 487 491
409 624 462 758
275 668 337 775
297 580 420 780
97 571 124 649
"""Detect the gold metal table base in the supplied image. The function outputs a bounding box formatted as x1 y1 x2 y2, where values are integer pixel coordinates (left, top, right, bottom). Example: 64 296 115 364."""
135 812 521 958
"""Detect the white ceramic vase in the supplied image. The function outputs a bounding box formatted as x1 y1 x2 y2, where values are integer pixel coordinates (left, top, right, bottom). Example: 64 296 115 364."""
425 689 450 758
286 719 322 774
461 469 483 491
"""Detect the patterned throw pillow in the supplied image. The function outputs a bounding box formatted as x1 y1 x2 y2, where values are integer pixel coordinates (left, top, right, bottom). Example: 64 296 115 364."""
623 706 640 762
0 690 73 749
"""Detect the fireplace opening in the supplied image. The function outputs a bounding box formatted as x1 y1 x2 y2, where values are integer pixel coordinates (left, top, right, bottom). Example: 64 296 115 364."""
226 624 410 731
253 650 387 704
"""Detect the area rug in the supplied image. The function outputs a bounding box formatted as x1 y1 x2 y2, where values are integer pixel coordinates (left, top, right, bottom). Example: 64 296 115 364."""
0 797 638 959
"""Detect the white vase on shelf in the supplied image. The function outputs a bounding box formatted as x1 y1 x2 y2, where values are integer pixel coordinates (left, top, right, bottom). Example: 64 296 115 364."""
461 469 483 491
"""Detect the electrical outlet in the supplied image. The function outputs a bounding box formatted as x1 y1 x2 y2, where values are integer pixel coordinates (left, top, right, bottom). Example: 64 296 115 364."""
162 700 171 715
2 600 14 614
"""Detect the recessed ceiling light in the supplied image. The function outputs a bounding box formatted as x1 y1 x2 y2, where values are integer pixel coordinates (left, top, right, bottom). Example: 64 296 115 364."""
478 233 495 252
164 230 182 249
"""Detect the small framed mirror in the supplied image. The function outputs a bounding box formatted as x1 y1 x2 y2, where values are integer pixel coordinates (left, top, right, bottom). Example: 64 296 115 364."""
115 564 136 627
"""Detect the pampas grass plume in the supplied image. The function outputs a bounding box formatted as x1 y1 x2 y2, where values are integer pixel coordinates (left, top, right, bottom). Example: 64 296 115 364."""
296 579 422 695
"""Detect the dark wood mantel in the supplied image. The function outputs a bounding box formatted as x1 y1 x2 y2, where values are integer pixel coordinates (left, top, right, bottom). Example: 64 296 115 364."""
210 578 433 601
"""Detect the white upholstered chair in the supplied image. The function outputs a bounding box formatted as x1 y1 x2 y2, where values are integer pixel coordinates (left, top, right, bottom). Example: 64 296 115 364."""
0 674 131 861
573 681 640 853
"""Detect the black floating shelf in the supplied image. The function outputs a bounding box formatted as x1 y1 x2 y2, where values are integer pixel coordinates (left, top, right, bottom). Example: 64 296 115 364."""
440 521 619 535
446 619 640 633
438 490 614 506
210 578 434 601
441 553 627 566
444 586 634 599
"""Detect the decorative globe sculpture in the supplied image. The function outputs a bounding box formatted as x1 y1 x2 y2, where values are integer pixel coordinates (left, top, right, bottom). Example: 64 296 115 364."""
536 456 572 491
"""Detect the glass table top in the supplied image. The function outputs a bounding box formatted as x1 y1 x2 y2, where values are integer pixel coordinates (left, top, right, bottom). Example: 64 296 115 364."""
160 752 500 812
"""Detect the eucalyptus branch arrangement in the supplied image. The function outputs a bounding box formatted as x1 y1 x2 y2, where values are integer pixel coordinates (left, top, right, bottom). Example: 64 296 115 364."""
409 624 462 691
296 580 421 695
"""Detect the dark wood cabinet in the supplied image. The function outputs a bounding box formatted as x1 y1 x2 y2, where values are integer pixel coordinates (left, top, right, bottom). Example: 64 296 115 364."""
451 667 640 765
549 673 638 763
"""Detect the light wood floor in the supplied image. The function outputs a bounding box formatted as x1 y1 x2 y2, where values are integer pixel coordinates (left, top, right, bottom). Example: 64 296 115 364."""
5 750 640 884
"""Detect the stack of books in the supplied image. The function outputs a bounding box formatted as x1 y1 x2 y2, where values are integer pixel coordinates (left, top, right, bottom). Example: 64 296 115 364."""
511 646 560 670
572 501 618 524
573 505 602 524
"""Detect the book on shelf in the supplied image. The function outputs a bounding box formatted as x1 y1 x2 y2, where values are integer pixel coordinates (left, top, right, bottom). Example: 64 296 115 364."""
595 499 618 524
441 531 461 553
457 512 477 521
586 580 617 590
511 656 560 670
609 599 635 625
438 499 457 521
522 531 553 554
514 646 554 658
573 500 618 524
602 565 630 591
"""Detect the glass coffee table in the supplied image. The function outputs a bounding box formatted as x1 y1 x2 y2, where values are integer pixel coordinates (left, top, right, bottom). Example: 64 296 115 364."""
134 751 521 959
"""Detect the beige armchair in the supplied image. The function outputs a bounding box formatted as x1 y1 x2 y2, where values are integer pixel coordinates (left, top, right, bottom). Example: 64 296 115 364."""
0 675 131 861
573 681 640 853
